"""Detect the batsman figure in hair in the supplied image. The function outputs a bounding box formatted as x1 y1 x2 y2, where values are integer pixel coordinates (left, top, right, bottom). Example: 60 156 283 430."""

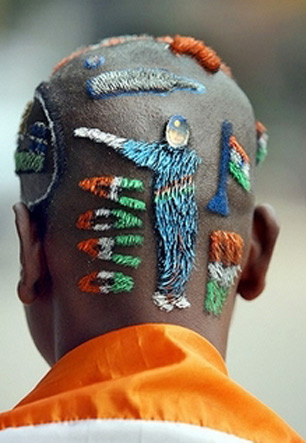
75 115 201 311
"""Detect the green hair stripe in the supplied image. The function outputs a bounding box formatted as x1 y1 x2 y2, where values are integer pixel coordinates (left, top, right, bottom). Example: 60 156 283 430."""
112 254 141 268
118 196 146 210
15 151 45 173
120 177 144 191
256 145 268 166
115 234 144 246
204 280 228 316
111 272 134 292
229 162 250 191
111 209 143 229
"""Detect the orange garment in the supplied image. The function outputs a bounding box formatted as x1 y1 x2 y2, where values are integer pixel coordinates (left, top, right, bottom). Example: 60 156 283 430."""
0 324 302 442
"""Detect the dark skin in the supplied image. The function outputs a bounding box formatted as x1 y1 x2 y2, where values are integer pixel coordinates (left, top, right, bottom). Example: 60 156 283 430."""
13 42 279 366
13 194 279 367
14 203 279 366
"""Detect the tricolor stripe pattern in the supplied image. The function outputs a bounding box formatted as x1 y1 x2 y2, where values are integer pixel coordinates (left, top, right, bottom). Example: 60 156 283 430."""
229 136 250 191
256 121 268 165
77 208 143 231
205 231 244 315
78 270 134 294
78 176 146 211
77 235 143 268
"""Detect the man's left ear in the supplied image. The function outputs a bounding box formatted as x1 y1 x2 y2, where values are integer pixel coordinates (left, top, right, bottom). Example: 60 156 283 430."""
238 204 280 301
13 202 50 305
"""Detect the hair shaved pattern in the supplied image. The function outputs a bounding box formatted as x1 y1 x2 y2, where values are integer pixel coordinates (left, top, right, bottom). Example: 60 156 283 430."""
205 231 244 316
15 34 265 318
207 121 251 217
86 68 206 99
75 117 201 312
169 35 221 73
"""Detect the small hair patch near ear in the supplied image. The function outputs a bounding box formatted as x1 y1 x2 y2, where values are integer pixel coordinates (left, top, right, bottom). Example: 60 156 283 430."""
15 121 49 174
256 121 268 165
205 231 244 316
229 135 250 191
77 207 143 231
84 55 105 69
15 151 45 173
86 68 206 99
79 176 146 211
78 270 134 294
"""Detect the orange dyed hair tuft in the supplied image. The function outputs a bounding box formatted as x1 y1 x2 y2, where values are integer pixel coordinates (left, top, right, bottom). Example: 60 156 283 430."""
209 231 244 266
77 238 99 258
170 35 221 73
256 121 267 135
230 136 250 163
77 210 94 230
78 271 100 293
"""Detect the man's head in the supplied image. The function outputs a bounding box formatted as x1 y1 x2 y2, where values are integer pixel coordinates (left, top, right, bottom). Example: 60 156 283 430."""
13 35 278 365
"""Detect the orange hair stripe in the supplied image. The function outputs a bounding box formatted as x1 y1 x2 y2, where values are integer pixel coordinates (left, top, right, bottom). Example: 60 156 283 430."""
78 271 100 293
77 239 99 258
52 48 88 75
230 136 250 163
170 35 221 73
79 177 114 198
256 121 267 135
209 231 244 266
77 210 94 230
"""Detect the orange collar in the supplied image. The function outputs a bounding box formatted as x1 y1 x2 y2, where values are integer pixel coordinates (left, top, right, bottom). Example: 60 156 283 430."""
17 323 227 408
0 323 302 442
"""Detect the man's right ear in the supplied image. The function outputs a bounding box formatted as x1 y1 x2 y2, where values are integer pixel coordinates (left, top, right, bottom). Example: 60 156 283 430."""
238 204 280 301
13 202 50 305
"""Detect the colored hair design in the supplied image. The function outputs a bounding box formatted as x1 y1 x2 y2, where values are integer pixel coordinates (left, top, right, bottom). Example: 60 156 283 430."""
77 235 143 268
75 116 201 312
78 270 134 294
169 35 221 73
77 208 143 231
52 34 223 82
15 121 50 173
205 231 244 315
78 176 146 210
229 136 250 191
77 175 145 294
86 68 206 99
84 55 105 69
207 121 250 217
16 84 67 209
256 121 268 165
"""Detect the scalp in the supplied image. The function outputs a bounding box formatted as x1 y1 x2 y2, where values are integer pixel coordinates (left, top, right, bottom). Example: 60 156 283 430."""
18 36 256 215
16 35 257 318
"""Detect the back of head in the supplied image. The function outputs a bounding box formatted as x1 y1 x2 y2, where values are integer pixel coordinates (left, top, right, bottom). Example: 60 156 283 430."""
14 35 276 365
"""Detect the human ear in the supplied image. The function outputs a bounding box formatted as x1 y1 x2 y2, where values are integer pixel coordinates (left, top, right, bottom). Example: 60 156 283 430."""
238 204 279 301
13 202 49 304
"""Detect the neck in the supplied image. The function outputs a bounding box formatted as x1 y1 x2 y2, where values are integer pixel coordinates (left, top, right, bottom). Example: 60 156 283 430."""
52 288 234 364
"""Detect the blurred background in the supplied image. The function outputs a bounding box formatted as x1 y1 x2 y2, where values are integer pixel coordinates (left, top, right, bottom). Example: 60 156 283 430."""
0 0 305 437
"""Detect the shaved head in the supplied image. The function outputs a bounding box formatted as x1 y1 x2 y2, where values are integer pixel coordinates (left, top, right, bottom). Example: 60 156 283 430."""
14 35 277 364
